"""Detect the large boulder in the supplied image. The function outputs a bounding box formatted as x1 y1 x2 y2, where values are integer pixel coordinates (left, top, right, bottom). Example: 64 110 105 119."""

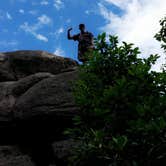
0 53 15 81
0 50 79 165
0 146 35 166
0 50 78 81
0 73 54 122
52 139 80 165
13 70 78 120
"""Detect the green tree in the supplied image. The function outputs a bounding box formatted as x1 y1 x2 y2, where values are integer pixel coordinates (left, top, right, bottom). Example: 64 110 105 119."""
155 16 166 52
67 18 166 166
155 16 166 70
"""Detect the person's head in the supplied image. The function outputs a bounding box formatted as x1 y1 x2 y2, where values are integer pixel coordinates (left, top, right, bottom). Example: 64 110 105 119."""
79 24 85 31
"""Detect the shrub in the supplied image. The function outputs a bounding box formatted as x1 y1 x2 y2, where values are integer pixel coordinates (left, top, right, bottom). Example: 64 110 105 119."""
66 18 166 166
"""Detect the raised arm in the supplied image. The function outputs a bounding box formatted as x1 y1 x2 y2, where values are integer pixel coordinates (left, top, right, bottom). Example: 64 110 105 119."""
67 28 73 40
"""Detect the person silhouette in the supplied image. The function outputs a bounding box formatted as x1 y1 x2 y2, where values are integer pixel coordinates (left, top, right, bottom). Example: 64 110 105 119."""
67 24 94 63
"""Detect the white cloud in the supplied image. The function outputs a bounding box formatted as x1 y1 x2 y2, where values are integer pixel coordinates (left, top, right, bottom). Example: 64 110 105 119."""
98 0 166 71
20 14 52 42
104 0 131 9
54 47 65 56
0 40 18 47
20 22 38 32
29 10 38 15
85 10 90 15
56 27 64 34
6 12 12 20
85 9 95 15
40 0 49 5
20 22 49 42
36 34 48 42
54 0 64 10
50 27 64 38
19 9 25 14
38 14 52 25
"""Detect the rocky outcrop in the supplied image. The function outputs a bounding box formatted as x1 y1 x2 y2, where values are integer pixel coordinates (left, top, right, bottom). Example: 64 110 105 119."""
0 50 78 81
0 72 54 122
14 70 78 120
52 139 80 165
0 146 35 166
0 50 79 166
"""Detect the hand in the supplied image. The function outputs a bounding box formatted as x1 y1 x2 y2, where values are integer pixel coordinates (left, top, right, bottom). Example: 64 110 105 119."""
68 28 72 32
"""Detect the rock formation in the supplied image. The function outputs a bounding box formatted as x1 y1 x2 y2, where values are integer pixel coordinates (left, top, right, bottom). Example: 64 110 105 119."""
0 50 79 166
0 50 77 81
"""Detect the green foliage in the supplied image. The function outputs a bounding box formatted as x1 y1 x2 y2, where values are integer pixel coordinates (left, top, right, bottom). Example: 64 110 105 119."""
66 24 166 166
155 16 166 70
155 16 166 52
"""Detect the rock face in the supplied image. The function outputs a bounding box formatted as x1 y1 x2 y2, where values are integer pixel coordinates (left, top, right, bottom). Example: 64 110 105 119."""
52 139 80 165
0 50 79 166
14 70 78 120
0 146 35 166
0 50 78 81
0 72 54 122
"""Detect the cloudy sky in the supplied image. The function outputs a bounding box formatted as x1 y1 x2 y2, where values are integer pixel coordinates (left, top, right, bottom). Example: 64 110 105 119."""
0 0 166 70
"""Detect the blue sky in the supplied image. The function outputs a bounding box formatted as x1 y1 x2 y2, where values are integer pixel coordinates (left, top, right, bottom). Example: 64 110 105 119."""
0 0 166 70
0 0 111 60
